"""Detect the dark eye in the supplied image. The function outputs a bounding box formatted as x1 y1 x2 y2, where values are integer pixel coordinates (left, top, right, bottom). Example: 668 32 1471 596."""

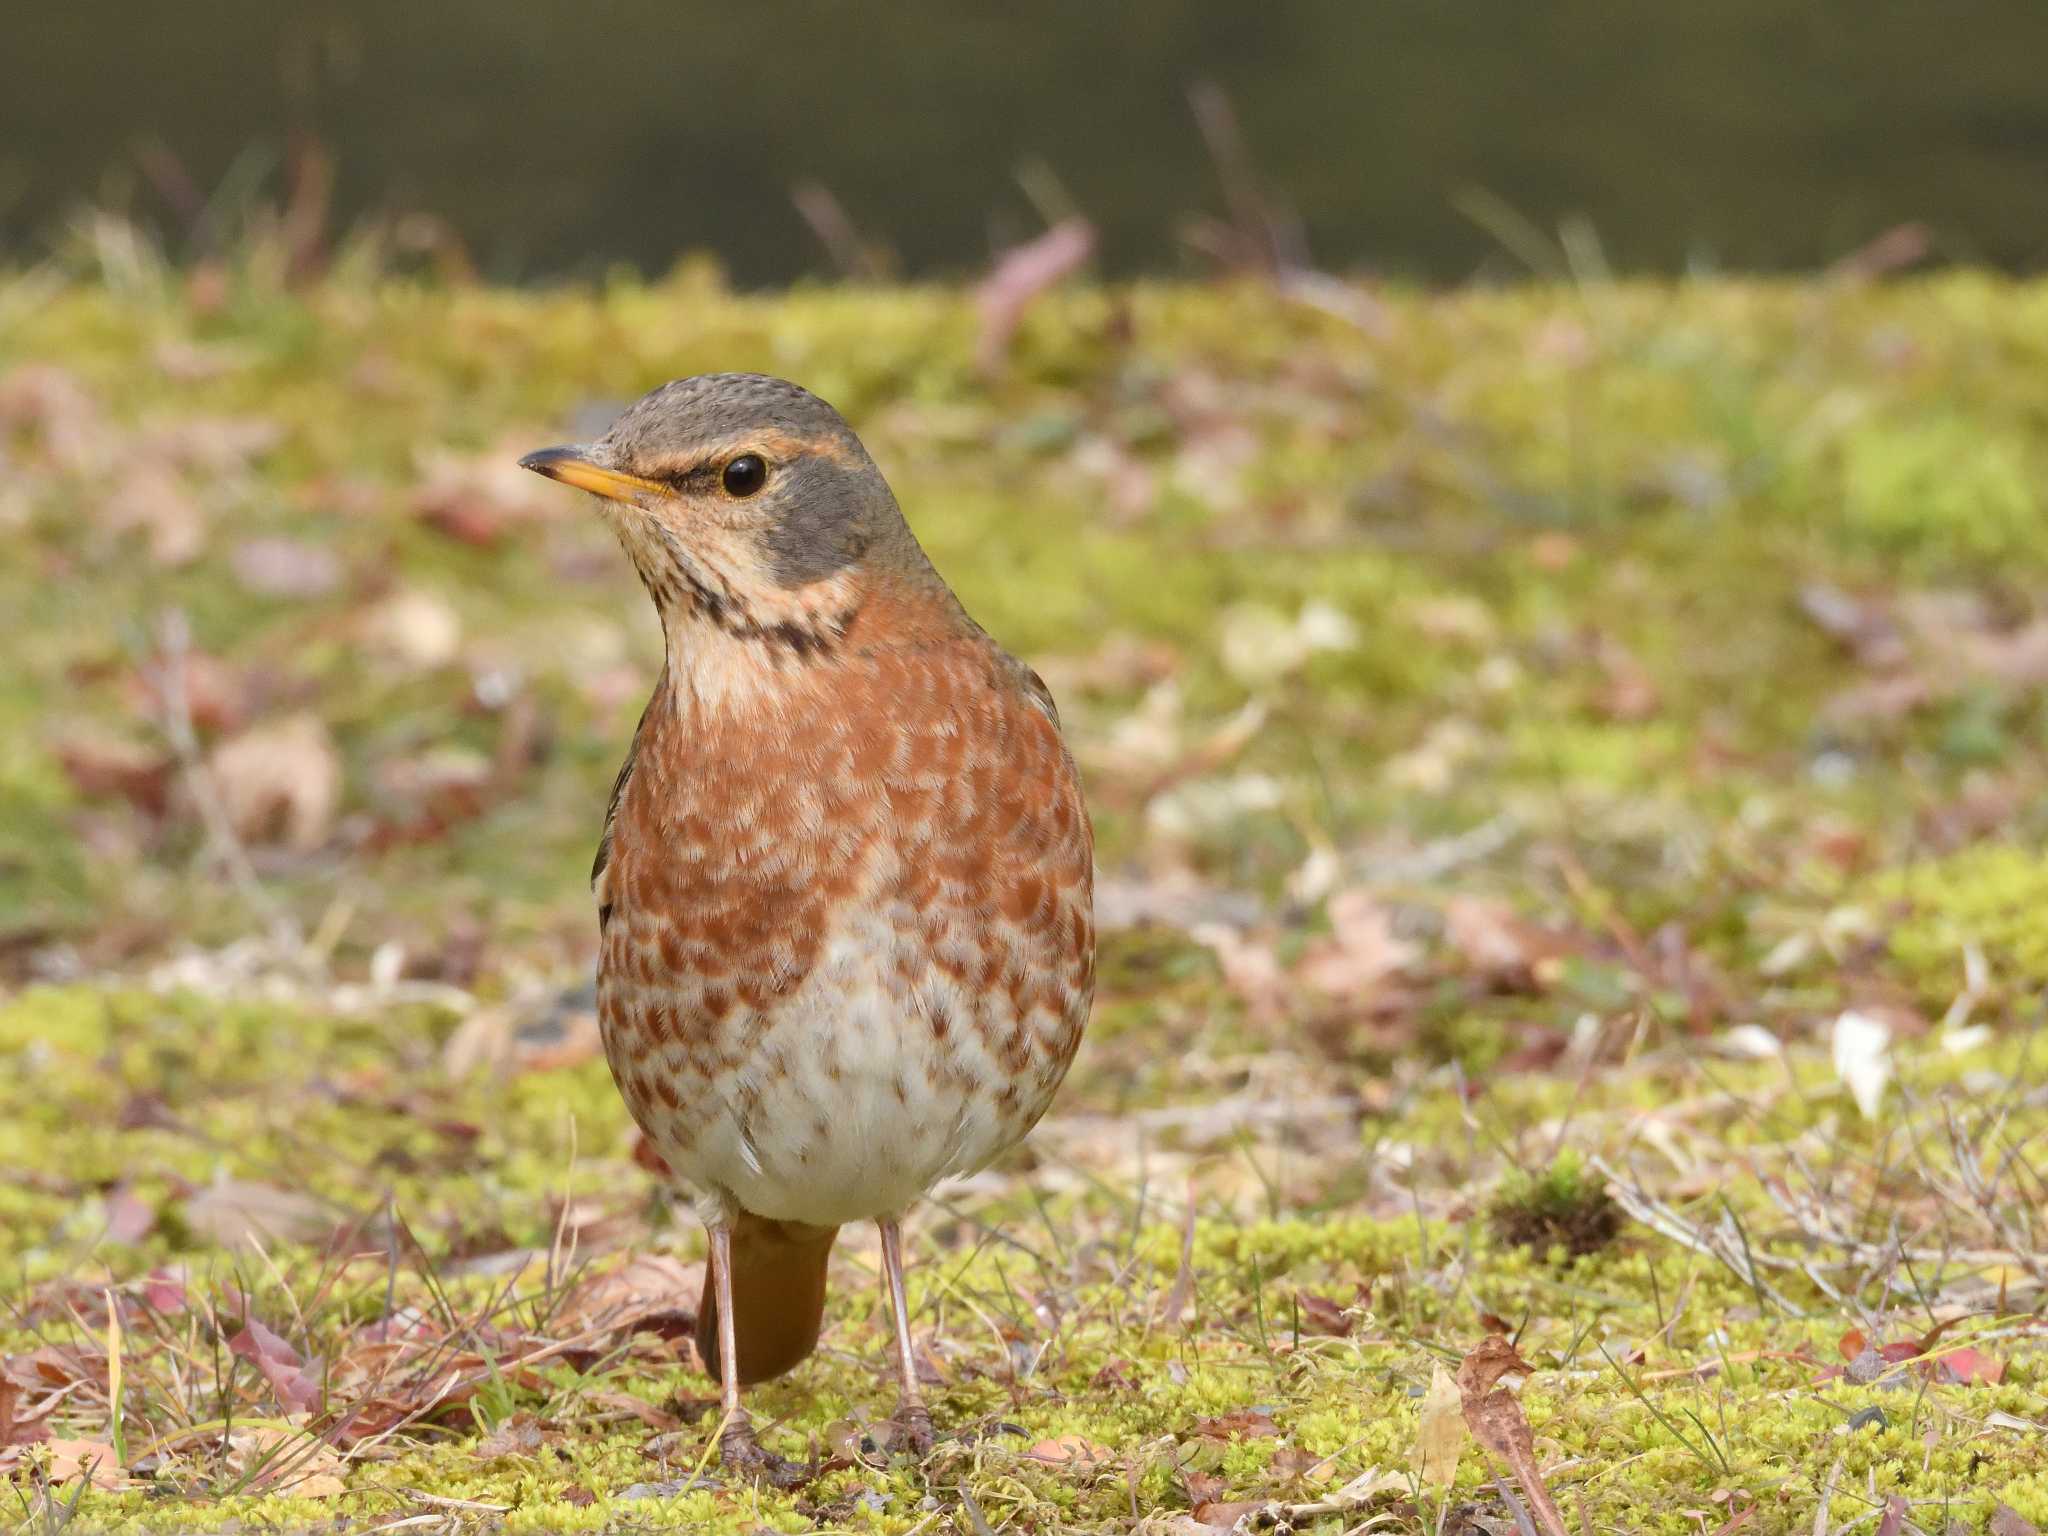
721 454 767 498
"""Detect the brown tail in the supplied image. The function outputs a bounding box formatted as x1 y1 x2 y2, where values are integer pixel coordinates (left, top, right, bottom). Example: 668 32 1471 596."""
697 1212 840 1385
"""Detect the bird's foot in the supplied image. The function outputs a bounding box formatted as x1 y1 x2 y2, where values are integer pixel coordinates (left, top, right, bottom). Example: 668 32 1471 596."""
884 1399 935 1457
717 1414 807 1488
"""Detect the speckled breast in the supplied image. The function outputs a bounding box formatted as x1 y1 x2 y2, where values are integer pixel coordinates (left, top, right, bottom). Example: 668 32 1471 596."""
594 636 1094 1228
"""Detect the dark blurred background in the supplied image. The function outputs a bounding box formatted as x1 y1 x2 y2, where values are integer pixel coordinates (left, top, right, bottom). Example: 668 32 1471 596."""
5 0 2047 284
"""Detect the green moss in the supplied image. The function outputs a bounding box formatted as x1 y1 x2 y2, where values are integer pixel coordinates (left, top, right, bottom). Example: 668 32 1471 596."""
1487 1149 1624 1258
1868 842 2048 994
10 269 2048 1527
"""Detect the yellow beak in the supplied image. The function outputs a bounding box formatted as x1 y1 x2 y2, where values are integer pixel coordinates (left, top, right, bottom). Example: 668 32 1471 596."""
518 446 669 504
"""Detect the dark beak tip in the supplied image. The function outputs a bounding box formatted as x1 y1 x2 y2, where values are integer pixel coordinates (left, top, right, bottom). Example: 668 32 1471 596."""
518 447 571 477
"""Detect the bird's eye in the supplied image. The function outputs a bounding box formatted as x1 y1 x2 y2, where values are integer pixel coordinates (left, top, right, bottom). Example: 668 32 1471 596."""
721 454 767 498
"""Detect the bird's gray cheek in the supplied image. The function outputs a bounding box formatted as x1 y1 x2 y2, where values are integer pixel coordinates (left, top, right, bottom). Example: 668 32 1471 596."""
764 464 868 588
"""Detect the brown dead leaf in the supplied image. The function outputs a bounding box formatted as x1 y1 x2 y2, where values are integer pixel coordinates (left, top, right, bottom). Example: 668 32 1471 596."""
140 414 282 473
36 1438 122 1489
182 1177 334 1247
103 463 206 565
57 732 175 817
556 1254 704 1334
359 588 463 671
976 218 1096 374
1444 896 1567 991
207 713 342 850
1296 888 1419 1000
1190 922 1289 1022
0 364 104 467
583 1391 681 1432
474 1410 549 1460
228 1426 347 1496
414 443 564 546
1593 636 1660 721
1023 1433 1114 1469
0 1379 47 1448
1992 1506 2043 1536
126 647 253 735
1799 583 1908 669
231 536 343 599
1456 1339 1568 1536
1934 1346 2004 1385
1414 1360 1465 1491
3 1346 106 1393
229 1316 322 1413
1190 1499 1268 1528
1294 1289 1352 1337
1192 1409 1278 1442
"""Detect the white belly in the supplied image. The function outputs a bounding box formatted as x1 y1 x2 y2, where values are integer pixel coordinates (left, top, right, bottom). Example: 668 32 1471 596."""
666 908 1032 1227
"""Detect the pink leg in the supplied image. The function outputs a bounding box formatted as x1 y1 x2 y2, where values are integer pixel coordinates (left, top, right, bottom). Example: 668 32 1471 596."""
878 1216 934 1453
707 1223 804 1486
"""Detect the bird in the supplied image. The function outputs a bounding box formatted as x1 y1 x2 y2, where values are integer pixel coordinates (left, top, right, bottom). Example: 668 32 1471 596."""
519 374 1094 1482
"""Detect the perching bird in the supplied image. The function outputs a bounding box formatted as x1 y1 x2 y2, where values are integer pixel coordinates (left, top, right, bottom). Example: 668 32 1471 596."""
521 375 1094 1481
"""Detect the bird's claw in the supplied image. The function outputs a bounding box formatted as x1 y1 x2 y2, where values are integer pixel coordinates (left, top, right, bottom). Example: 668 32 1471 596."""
887 1399 935 1456
717 1415 808 1488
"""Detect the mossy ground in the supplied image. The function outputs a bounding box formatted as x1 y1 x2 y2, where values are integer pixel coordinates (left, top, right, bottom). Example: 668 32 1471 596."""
3 257 2047 1532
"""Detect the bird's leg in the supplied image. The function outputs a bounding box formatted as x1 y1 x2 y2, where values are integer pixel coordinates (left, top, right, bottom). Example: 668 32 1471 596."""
707 1222 804 1486
877 1216 934 1454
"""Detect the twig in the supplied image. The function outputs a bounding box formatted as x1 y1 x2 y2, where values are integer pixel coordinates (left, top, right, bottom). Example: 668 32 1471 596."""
1814 1454 1843 1536
146 610 301 954
1159 1181 1199 1327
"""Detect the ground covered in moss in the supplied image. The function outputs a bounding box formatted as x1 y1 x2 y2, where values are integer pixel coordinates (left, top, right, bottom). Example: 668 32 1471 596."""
3 256 2047 1532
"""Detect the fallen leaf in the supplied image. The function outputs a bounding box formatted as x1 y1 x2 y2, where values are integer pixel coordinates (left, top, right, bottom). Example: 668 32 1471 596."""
1414 1361 1465 1491
36 1438 122 1489
57 733 175 816
103 1187 155 1245
3 1346 106 1392
414 442 564 546
103 463 205 565
0 1378 47 1448
1876 1494 1909 1536
229 1317 322 1413
141 414 281 473
1191 1409 1278 1442
1992 1504 2042 1536
0 363 108 470
1024 1433 1114 1469
1297 888 1420 999
231 536 343 598
975 218 1096 374
474 1410 548 1460
1190 922 1289 1022
1294 1289 1353 1337
1191 1499 1267 1528
142 1267 188 1313
359 588 463 671
1832 1010 1892 1119
555 1253 704 1334
182 1176 334 1247
1935 1346 2004 1385
583 1391 681 1431
207 713 342 851
226 1426 347 1496
1218 600 1358 685
126 647 253 735
1457 1339 1569 1536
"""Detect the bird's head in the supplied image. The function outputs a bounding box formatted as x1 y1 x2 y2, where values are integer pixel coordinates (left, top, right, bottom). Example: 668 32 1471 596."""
521 374 923 648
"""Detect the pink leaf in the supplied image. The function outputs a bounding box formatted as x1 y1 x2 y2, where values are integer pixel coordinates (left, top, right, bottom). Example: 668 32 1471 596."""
975 218 1096 374
229 1320 321 1412
1937 1347 2005 1385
